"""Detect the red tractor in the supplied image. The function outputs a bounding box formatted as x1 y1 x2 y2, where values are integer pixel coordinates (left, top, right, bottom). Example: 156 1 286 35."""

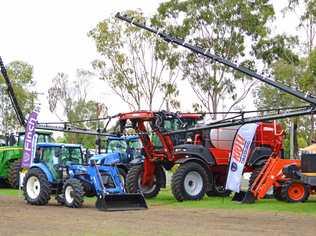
119 110 284 201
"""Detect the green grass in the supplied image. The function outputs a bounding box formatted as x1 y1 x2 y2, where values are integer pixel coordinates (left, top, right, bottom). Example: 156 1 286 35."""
2 188 316 215
147 189 316 215
0 188 20 196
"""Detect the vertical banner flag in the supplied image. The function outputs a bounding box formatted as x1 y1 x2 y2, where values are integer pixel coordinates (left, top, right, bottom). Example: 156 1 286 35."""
21 109 39 168
225 123 258 192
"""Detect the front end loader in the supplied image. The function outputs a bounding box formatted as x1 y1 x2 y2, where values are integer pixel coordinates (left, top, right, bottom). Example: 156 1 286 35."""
240 151 316 204
22 143 147 211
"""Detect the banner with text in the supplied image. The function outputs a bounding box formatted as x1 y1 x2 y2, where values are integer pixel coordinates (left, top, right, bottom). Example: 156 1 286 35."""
225 123 258 192
21 109 39 168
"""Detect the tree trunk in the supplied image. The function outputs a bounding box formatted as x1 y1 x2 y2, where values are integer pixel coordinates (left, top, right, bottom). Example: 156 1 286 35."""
290 118 299 159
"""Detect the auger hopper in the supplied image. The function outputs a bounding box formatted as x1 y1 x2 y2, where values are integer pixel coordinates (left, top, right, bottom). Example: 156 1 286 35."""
95 193 147 211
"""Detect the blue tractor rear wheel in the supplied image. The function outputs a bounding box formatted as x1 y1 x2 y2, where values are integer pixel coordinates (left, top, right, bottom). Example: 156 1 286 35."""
23 168 51 205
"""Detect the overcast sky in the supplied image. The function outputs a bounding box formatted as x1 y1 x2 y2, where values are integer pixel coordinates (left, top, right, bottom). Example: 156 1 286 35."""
0 1 303 123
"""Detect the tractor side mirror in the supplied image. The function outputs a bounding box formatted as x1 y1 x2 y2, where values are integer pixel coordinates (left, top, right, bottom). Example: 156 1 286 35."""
85 149 93 164
55 148 63 165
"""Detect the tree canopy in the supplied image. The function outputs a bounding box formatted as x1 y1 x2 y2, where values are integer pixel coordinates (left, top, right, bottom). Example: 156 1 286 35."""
0 61 37 133
48 71 107 148
89 10 181 111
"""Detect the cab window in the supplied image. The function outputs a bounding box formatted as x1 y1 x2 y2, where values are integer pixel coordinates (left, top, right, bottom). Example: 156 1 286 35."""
62 147 83 165
107 140 127 153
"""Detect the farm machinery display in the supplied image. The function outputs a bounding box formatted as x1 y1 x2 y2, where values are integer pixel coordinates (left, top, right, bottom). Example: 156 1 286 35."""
119 111 284 201
23 143 147 210
116 13 316 203
1 55 148 211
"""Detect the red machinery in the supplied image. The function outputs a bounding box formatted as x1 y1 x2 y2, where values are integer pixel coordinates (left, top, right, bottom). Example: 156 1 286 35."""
119 110 284 201
244 155 304 202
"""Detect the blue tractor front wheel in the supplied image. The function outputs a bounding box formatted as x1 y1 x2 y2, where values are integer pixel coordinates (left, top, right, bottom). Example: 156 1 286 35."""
62 178 84 208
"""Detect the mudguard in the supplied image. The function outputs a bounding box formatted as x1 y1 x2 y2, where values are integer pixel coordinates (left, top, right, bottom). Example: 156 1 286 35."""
30 164 54 183
129 158 144 165
173 144 215 165
90 153 121 165
247 147 272 167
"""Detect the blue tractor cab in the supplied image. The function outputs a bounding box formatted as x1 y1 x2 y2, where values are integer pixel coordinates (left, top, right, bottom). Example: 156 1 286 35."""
22 143 147 211
104 135 144 182
105 135 143 162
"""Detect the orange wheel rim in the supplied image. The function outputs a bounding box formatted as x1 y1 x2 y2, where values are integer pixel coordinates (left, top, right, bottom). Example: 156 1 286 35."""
288 183 305 201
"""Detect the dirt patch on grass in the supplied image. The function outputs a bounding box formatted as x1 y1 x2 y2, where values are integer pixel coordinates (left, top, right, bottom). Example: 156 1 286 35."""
0 195 315 236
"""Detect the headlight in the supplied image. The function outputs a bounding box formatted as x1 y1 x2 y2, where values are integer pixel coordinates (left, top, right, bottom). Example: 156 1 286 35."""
68 169 74 176
174 148 187 152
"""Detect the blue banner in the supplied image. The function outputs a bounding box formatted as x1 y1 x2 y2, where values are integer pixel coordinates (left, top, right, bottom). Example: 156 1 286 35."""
21 109 39 168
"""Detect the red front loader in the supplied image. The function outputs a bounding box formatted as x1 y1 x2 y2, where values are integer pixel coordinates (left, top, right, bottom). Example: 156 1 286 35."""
119 110 284 201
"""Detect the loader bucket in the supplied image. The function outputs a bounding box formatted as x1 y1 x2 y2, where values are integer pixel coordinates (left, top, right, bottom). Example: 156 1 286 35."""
95 193 148 211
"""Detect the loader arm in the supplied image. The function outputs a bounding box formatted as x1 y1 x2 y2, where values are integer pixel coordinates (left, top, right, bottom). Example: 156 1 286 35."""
249 156 300 200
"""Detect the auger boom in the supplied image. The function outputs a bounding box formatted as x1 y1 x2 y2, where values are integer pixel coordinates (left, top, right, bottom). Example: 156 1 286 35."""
115 13 316 106
115 13 316 136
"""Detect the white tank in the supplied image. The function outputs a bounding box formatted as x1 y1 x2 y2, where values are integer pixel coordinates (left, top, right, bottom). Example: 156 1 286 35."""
210 125 241 150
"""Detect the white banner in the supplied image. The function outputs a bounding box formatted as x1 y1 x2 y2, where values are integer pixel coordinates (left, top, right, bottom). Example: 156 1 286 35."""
225 123 258 192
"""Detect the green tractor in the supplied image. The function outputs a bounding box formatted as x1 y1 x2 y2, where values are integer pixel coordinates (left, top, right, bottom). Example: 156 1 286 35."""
0 130 53 188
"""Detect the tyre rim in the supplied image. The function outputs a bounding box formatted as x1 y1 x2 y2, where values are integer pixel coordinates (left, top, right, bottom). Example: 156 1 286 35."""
288 183 305 201
119 174 125 186
138 173 157 194
26 176 41 199
184 171 203 196
65 185 74 204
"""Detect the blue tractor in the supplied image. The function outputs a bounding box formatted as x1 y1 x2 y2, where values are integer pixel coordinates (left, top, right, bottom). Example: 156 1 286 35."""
104 135 144 182
22 143 147 211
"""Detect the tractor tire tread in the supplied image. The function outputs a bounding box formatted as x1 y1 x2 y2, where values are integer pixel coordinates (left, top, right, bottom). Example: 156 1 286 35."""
171 162 208 202
63 178 84 208
248 168 261 190
280 180 310 203
23 168 51 205
126 164 160 198
8 159 21 188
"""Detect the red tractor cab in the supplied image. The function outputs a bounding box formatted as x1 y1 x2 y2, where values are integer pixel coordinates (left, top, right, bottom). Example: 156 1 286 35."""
119 111 284 201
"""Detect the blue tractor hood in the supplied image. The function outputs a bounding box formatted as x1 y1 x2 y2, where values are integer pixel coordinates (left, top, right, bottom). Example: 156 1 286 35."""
90 152 121 166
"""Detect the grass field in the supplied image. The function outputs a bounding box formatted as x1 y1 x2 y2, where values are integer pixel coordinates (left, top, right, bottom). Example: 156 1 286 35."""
2 188 316 215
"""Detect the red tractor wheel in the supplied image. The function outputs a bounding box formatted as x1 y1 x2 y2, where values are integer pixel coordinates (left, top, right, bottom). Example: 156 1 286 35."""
280 181 310 203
